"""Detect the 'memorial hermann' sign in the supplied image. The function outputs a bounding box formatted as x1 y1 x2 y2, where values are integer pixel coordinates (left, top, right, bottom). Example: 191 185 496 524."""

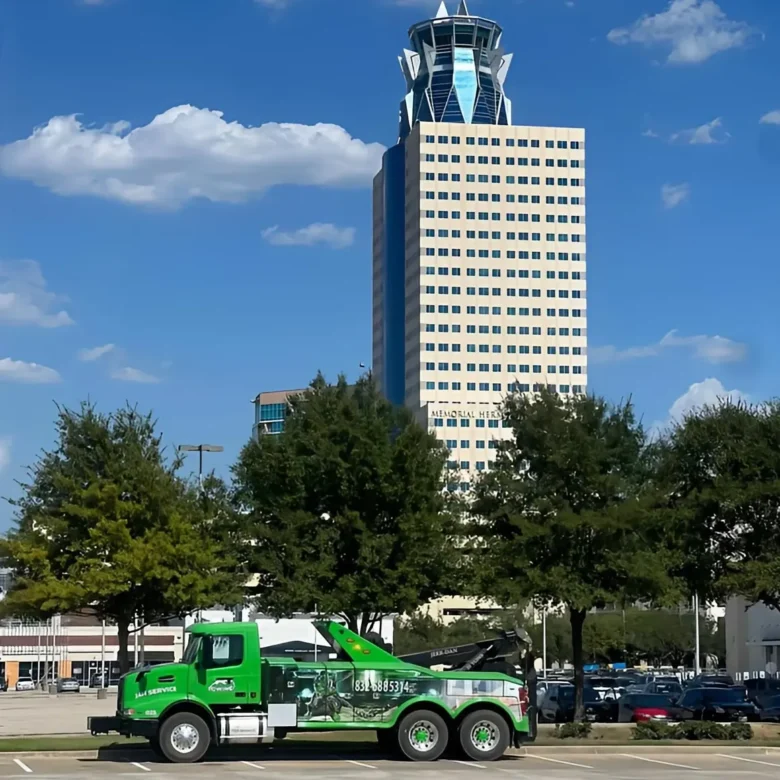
430 408 502 420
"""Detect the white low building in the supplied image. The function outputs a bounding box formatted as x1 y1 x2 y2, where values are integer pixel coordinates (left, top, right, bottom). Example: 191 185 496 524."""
725 596 780 680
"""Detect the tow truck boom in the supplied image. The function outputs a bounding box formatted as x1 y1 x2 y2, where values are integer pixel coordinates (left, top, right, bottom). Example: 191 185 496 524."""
398 626 531 672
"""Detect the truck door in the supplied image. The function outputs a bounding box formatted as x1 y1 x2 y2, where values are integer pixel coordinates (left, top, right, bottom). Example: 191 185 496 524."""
191 634 258 707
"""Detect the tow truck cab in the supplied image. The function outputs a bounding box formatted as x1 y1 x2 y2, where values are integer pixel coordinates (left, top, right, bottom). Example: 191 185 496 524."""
89 620 534 763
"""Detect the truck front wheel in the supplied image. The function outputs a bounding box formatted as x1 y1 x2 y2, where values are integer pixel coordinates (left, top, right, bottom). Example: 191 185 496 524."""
397 710 448 761
158 712 210 763
458 709 510 762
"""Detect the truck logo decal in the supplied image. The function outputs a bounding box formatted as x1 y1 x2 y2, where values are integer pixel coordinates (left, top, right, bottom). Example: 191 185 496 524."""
135 686 176 699
208 679 235 693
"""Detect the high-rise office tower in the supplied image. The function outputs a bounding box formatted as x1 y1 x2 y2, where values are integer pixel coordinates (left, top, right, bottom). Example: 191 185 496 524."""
373 0 587 491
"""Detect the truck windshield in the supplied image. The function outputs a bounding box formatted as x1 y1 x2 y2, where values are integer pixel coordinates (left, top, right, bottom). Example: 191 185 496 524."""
182 635 201 665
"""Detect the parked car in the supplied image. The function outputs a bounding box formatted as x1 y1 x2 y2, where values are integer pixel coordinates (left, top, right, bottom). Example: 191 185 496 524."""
56 677 80 693
585 676 623 701
618 693 674 723
89 674 106 689
0 677 7 692
670 686 759 722
645 680 683 697
650 674 681 685
758 694 780 722
15 677 35 691
539 684 614 723
535 680 571 707
744 677 780 707
687 673 735 688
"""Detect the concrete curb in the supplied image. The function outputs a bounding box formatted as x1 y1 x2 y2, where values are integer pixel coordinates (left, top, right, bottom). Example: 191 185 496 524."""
514 746 780 756
2 745 780 761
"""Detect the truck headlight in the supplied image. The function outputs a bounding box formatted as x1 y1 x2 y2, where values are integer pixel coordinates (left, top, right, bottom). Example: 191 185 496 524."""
122 709 136 717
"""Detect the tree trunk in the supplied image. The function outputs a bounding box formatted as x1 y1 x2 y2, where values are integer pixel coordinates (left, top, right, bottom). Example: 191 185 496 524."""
570 608 587 722
117 618 131 675
345 613 360 634
524 644 538 741
360 613 381 637
139 620 146 667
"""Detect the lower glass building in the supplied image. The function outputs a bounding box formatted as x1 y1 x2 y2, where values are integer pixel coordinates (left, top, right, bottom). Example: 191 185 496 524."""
252 389 306 439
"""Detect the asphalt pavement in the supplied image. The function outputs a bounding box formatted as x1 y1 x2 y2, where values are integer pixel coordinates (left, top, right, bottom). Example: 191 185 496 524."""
3 752 780 779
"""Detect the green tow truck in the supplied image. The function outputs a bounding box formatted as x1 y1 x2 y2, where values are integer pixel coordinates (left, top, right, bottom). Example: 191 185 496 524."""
89 620 535 763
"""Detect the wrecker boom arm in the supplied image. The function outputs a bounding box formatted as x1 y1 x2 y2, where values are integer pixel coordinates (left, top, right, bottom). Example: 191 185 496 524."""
397 626 531 672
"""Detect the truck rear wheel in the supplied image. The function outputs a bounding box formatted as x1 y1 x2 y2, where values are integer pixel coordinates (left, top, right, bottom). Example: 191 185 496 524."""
397 710 448 761
458 709 510 762
159 712 210 763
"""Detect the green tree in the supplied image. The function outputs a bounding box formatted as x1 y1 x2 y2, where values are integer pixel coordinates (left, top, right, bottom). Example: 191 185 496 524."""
653 400 780 656
583 612 626 664
0 403 242 672
231 373 460 635
527 614 571 668
471 390 671 719
393 613 500 656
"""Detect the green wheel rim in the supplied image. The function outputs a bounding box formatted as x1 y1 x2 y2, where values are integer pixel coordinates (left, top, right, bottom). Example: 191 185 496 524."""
407 719 439 753
470 720 499 752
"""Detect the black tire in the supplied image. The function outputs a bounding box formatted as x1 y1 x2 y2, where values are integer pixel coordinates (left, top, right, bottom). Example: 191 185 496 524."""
458 709 510 762
148 736 164 759
376 728 397 755
396 710 449 761
158 712 210 764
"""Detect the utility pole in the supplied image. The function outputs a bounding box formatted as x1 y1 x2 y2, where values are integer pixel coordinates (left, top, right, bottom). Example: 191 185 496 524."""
694 593 702 675
100 619 106 688
542 607 548 679
177 444 224 488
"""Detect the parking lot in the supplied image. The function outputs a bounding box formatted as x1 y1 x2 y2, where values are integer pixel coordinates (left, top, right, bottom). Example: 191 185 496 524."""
2 752 780 779
0 693 114 737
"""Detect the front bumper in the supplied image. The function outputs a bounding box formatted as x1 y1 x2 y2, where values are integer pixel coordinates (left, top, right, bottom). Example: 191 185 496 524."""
88 716 158 739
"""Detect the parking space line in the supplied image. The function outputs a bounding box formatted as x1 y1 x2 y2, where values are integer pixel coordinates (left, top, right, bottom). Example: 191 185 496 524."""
524 755 593 769
241 761 266 770
452 760 486 768
131 762 152 772
718 754 780 768
12 759 32 774
621 754 699 770
345 760 377 769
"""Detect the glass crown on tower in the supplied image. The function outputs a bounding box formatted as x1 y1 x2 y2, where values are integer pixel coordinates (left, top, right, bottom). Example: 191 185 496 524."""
398 0 513 140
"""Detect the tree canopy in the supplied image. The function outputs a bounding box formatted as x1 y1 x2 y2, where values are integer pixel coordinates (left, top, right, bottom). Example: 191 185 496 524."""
470 390 672 718
231 373 461 634
654 399 780 614
0 403 242 671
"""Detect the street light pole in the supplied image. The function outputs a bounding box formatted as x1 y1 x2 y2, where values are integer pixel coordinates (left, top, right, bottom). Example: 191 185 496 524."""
178 444 224 488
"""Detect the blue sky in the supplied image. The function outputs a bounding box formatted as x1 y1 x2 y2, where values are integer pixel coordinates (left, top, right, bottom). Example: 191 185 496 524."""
1 0 778 527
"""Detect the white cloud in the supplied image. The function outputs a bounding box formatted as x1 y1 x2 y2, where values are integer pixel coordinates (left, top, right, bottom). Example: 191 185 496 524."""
0 438 10 474
0 260 73 328
669 377 749 419
642 128 660 138
111 366 161 384
0 105 386 209
759 110 780 126
670 117 729 144
591 329 747 365
78 343 115 362
0 358 61 384
261 223 356 249
607 0 758 65
662 182 690 209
